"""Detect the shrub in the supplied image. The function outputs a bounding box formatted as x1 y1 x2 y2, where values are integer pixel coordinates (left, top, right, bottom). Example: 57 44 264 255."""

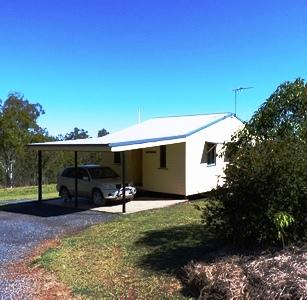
201 79 307 245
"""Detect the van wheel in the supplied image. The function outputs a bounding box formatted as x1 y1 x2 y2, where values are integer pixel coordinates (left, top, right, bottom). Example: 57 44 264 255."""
92 189 106 206
60 187 71 202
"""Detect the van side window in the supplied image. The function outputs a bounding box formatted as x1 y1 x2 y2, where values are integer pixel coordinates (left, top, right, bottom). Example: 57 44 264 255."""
77 168 89 179
62 168 74 178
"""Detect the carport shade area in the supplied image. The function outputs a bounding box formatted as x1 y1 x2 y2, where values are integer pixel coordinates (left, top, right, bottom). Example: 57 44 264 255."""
29 145 129 213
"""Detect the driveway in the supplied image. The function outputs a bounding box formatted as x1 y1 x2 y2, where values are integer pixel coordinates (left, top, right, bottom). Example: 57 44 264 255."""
0 200 116 299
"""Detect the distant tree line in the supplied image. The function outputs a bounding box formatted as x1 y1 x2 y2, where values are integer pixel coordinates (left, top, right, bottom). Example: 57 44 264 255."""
0 92 109 188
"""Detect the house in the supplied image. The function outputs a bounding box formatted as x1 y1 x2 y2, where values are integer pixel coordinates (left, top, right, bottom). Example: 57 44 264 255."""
30 112 243 197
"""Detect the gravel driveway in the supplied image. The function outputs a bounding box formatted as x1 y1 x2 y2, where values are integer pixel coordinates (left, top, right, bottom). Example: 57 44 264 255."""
0 200 116 299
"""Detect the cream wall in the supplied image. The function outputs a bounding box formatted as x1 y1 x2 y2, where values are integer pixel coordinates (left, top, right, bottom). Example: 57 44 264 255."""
101 151 121 175
100 150 142 185
185 116 242 196
142 142 186 195
128 150 142 185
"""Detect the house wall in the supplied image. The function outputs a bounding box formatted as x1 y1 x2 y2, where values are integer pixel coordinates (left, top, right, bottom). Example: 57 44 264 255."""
100 150 142 185
185 116 242 196
128 150 143 185
142 142 186 195
101 151 121 175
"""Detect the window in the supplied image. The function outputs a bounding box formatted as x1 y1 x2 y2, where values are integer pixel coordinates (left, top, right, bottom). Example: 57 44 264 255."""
61 167 75 178
61 167 88 179
160 145 166 168
113 152 121 164
77 168 89 180
87 166 119 179
206 142 216 165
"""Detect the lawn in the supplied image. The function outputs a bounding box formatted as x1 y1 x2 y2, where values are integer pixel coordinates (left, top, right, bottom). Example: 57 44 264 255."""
36 200 211 299
0 184 58 202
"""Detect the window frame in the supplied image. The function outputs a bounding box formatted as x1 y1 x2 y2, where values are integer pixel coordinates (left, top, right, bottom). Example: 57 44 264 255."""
206 142 217 166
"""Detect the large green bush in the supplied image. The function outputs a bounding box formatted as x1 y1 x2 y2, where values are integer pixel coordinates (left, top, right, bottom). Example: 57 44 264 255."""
202 79 307 245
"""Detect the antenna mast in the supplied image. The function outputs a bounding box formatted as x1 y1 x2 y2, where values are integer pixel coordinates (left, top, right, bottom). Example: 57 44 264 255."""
232 86 253 116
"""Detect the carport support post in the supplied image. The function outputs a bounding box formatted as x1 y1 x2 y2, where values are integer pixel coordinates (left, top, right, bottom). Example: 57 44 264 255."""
74 151 78 208
38 150 42 202
122 151 126 213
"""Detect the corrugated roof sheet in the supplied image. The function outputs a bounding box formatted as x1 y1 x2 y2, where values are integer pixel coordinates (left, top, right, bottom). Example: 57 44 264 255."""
29 112 234 150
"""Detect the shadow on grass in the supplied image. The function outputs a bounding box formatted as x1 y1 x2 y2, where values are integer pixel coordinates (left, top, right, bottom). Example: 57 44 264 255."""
134 224 216 273
135 224 279 298
135 224 217 297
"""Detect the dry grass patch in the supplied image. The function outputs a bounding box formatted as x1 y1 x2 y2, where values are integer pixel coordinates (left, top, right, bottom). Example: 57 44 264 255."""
36 201 207 299
184 243 307 299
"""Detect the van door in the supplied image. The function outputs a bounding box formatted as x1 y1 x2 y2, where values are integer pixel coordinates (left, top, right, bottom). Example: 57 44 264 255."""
77 168 90 197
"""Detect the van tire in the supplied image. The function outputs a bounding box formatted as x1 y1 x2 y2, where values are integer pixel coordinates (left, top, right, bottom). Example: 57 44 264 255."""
92 189 106 206
60 186 71 202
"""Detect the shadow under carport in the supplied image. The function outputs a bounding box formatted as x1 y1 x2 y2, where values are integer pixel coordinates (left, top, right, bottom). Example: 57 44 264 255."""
0 199 89 217
43 197 128 210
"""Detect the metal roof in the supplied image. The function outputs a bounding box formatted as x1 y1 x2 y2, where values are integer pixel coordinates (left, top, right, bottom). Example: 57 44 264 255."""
29 112 236 151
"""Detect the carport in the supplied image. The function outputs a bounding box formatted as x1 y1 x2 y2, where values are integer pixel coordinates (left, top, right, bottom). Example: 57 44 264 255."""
28 142 130 213
28 136 183 214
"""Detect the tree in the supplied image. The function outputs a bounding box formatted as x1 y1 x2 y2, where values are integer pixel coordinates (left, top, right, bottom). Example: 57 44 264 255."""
202 79 307 245
227 78 306 156
0 93 45 187
62 128 105 167
64 127 90 140
97 128 109 137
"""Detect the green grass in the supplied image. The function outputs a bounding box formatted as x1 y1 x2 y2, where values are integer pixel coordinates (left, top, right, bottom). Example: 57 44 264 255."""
36 200 211 299
0 184 58 201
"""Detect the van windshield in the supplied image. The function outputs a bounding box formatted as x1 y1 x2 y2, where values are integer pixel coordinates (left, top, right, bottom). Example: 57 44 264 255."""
88 167 119 179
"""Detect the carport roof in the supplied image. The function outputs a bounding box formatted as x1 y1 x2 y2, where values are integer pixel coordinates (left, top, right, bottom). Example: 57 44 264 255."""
29 112 235 152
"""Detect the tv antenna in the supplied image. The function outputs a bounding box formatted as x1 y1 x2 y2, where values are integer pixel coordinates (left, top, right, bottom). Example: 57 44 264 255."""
233 86 253 116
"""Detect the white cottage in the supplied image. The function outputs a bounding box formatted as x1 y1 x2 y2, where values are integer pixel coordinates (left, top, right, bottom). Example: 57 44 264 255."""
30 112 243 197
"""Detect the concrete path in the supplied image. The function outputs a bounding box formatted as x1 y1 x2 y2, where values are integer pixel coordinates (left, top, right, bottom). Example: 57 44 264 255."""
44 197 187 214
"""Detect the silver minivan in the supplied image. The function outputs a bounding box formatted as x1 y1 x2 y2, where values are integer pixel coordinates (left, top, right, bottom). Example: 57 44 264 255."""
56 165 137 206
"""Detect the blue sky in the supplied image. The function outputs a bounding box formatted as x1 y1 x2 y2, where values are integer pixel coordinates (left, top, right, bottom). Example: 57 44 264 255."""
1 0 306 137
